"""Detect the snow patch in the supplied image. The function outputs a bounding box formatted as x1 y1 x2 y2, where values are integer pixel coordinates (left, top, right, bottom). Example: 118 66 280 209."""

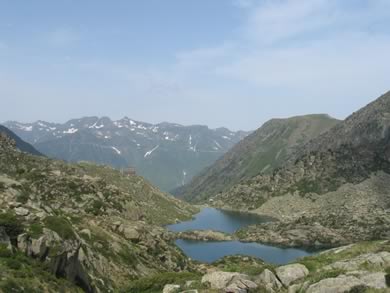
111 147 121 155
214 140 222 149
63 128 78 134
144 145 159 158
18 125 33 131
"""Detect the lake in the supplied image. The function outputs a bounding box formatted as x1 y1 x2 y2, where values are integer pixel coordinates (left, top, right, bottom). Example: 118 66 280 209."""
167 207 315 264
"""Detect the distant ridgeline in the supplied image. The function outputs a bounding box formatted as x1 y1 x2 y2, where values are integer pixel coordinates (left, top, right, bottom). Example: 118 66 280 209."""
176 114 340 202
3 117 249 192
0 125 42 156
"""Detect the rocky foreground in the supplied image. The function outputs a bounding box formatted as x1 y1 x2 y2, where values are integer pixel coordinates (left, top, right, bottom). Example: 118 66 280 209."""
0 132 198 292
156 241 390 293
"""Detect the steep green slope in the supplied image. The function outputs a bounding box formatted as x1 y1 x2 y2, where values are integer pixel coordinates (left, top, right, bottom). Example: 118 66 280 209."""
211 91 390 248
176 114 339 203
0 125 42 156
4 118 249 192
0 132 197 292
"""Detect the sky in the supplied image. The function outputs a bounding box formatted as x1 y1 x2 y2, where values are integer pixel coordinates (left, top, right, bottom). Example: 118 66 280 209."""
1 0 390 131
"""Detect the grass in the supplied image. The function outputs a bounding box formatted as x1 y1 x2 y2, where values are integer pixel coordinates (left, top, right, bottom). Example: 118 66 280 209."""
0 212 24 244
43 216 75 240
124 272 201 293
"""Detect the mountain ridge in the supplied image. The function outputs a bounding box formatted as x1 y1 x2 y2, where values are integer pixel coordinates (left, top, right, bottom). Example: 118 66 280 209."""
175 113 340 202
3 116 249 192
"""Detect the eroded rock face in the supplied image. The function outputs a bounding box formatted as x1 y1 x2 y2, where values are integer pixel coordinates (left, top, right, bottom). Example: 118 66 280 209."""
275 264 309 287
176 230 233 242
162 284 181 293
306 275 364 293
201 271 256 292
256 269 282 291
0 227 11 249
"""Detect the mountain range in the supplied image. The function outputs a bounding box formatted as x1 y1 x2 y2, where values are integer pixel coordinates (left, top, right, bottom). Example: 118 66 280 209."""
175 114 339 202
3 117 249 192
205 91 390 248
0 125 42 156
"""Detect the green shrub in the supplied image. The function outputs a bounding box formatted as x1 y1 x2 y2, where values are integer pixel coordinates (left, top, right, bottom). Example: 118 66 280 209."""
16 191 29 204
5 258 22 270
44 216 75 240
29 222 43 238
0 244 12 258
125 272 201 293
0 278 24 292
0 212 24 241
86 200 104 215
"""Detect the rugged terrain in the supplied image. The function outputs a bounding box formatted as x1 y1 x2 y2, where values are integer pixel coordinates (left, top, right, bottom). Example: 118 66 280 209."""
176 114 339 203
0 130 198 292
0 125 42 156
134 241 390 292
209 91 390 249
3 117 249 192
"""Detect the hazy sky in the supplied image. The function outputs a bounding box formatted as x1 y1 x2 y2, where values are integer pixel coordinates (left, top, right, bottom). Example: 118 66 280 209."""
1 0 390 130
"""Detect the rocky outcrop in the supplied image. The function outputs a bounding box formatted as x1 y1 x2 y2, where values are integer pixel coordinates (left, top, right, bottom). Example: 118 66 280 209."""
177 230 233 242
255 269 282 292
275 264 309 287
208 92 390 249
0 133 196 292
201 271 257 292
306 275 364 293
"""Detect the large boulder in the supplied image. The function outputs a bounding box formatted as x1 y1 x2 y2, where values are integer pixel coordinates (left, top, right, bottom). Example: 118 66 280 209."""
123 226 140 241
256 269 283 291
162 284 181 293
359 272 387 289
0 227 12 250
306 275 364 293
275 264 309 287
324 252 390 271
201 271 256 292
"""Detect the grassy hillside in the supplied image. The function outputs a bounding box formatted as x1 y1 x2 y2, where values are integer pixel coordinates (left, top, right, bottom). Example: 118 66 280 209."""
176 114 339 203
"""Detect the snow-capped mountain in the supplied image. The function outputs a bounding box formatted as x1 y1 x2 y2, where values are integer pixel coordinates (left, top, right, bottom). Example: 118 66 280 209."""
3 117 249 192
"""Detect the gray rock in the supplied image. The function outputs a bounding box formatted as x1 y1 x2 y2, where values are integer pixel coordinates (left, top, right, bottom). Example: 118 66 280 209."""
15 207 29 216
163 284 181 293
275 264 309 287
17 233 32 255
359 272 387 289
226 276 258 292
123 226 140 241
79 229 91 239
201 271 253 290
256 269 282 290
0 227 12 250
306 275 363 293
325 252 390 271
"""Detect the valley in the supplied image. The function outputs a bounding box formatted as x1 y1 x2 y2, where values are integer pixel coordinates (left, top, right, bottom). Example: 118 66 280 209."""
0 91 389 292
3 117 249 193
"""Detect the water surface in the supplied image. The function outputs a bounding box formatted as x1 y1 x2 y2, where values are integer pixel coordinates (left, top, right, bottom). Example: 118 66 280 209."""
167 207 271 233
176 240 313 264
168 207 315 264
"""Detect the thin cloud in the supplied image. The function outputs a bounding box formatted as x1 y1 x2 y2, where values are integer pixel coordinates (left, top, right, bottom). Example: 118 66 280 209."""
47 27 81 47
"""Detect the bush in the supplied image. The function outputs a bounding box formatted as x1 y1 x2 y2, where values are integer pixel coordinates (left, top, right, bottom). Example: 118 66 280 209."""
0 278 24 292
44 216 75 240
0 212 24 242
86 200 104 216
125 272 201 293
5 258 22 270
385 267 390 286
0 244 12 258
29 223 43 238
16 192 29 204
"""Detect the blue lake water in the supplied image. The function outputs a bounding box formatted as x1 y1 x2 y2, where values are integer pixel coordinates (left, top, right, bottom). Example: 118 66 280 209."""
166 207 272 233
167 208 314 264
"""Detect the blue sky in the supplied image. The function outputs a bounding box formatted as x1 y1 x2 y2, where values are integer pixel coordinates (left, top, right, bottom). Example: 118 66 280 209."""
1 0 390 130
